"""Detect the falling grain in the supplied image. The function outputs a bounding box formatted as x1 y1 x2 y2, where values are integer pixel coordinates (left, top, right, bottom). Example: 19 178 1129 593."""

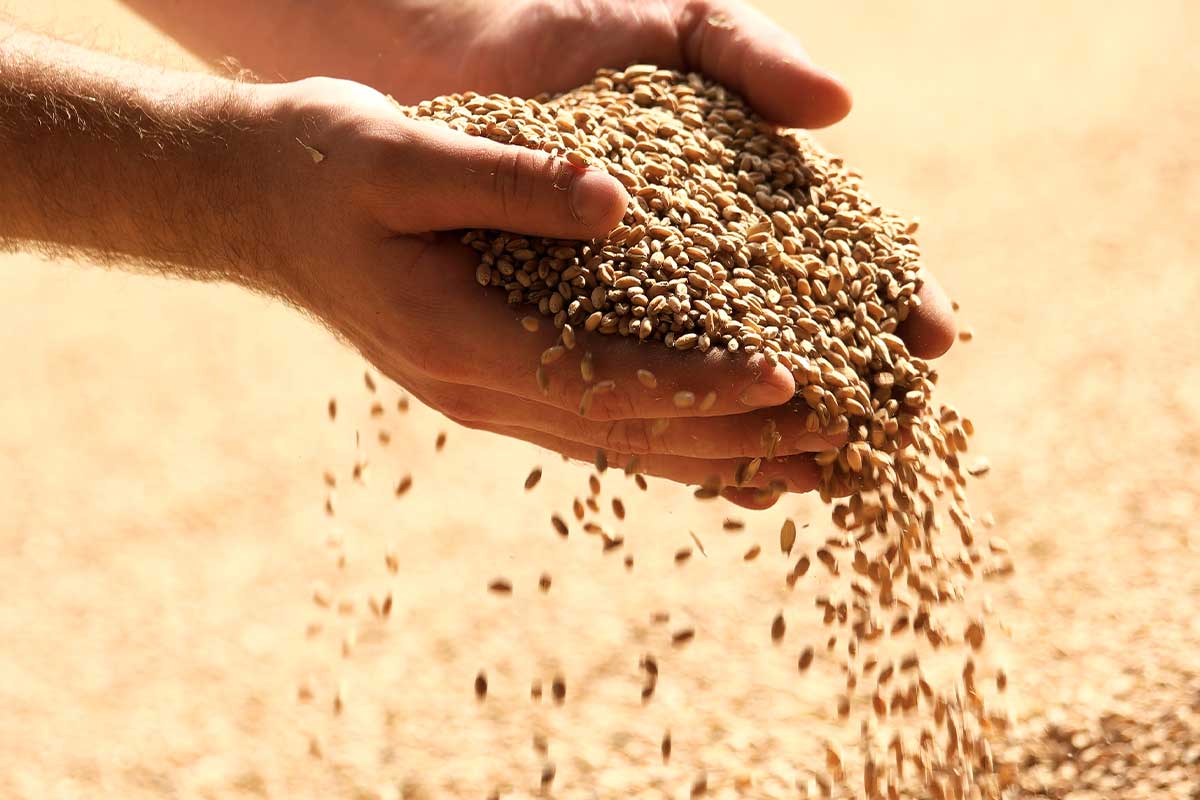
967 457 991 477
780 518 797 554
671 627 695 646
771 612 786 642
524 467 543 491
333 681 346 715
798 646 815 671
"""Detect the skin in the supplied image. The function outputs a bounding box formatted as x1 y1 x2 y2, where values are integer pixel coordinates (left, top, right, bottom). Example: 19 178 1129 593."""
1 3 956 507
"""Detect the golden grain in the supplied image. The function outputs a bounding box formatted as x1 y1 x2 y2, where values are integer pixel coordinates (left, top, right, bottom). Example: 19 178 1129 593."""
780 518 797 554
612 497 626 519
672 390 696 409
524 467 542 490
671 627 695 646
771 611 786 642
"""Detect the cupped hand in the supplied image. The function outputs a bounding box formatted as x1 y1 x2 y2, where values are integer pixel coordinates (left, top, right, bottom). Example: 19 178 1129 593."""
261 78 864 507
377 0 854 130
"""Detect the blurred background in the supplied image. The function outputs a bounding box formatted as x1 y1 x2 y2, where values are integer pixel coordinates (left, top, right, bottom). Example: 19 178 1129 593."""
1 1 1197 797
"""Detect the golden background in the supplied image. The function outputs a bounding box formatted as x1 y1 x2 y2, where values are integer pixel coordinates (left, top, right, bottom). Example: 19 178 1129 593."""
1 1 1197 797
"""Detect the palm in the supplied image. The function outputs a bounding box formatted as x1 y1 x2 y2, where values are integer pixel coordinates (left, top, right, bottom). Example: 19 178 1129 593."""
393 0 849 130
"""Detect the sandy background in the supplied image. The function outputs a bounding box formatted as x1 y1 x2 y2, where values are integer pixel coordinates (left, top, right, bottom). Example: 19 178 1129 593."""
1 1 1198 798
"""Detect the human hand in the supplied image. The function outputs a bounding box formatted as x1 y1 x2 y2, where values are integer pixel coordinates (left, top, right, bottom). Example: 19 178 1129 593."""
262 77 863 506
376 0 957 357
125 0 958 384
126 0 957 353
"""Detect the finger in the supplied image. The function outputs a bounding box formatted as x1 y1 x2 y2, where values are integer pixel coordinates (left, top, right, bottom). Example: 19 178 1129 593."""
418 375 846 459
538 330 798 421
457 420 821 494
407 240 799 419
373 117 629 239
674 1 853 128
897 273 957 359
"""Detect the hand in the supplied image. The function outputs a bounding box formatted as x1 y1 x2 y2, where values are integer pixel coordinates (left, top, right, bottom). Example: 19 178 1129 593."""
125 0 854 129
262 77 858 507
126 0 957 356
374 0 958 359
361 0 855 129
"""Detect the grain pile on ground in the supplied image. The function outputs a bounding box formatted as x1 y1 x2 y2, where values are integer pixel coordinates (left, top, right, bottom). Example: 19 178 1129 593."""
397 68 1014 798
1000 668 1200 799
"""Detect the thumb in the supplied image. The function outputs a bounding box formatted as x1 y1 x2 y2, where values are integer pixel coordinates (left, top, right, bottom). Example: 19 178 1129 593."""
387 119 630 239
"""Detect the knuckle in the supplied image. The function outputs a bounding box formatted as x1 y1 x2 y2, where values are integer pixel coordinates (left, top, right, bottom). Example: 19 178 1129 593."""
600 419 653 455
489 147 541 225
584 384 639 422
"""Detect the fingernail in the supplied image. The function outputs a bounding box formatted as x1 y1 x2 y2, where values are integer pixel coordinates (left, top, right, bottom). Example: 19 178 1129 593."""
739 363 794 408
569 169 624 229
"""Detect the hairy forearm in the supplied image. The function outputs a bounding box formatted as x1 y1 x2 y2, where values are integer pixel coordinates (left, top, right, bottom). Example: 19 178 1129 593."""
0 23 287 291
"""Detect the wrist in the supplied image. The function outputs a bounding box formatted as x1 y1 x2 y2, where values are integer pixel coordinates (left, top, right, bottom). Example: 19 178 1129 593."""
223 79 310 301
246 77 408 312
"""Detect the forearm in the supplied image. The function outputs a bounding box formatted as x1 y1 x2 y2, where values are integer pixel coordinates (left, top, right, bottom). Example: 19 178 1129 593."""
0 23 288 292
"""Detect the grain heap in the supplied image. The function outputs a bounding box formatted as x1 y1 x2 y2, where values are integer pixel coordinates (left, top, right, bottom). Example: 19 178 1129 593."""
409 66 943 500
1003 668 1200 799
402 67 1011 797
